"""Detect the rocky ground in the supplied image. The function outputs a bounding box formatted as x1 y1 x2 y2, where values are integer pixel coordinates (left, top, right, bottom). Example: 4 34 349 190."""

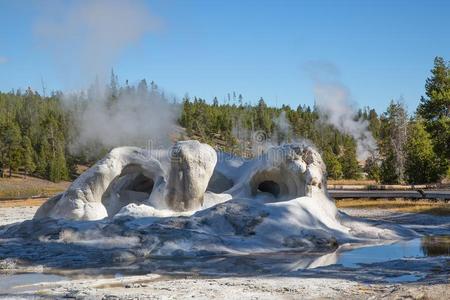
0 205 38 226
0 205 448 299
3 274 450 300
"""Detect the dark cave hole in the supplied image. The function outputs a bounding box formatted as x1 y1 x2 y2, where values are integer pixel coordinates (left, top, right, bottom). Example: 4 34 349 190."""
127 173 154 193
257 180 280 197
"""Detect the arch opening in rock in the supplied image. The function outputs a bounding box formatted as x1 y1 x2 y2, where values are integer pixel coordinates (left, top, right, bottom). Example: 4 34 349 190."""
257 180 280 197
126 173 155 193
249 168 305 201
102 164 158 217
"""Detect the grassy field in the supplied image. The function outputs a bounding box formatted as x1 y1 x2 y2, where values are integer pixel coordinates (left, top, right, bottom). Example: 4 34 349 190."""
0 197 47 208
336 198 450 216
0 175 70 198
328 179 377 185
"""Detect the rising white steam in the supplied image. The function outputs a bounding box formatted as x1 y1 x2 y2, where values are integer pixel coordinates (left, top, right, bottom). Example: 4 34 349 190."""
304 61 378 161
273 111 292 144
33 1 177 154
232 109 312 158
34 0 161 86
65 80 179 156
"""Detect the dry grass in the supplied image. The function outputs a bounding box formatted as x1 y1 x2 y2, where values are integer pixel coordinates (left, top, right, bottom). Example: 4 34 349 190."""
0 197 47 208
0 175 69 198
336 198 450 216
328 179 377 185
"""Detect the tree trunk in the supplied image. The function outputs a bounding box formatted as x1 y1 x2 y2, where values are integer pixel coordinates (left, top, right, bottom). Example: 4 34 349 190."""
8 146 12 177
0 151 4 177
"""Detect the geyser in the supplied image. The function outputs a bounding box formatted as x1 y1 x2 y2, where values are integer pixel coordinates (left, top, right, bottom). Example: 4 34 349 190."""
0 140 417 266
35 140 216 220
34 140 328 221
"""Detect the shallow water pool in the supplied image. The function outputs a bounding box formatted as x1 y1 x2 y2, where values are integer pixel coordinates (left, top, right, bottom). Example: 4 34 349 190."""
0 236 448 290
0 273 68 293
337 235 450 268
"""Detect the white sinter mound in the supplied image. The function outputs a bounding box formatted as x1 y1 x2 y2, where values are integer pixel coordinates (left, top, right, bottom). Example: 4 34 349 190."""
12 140 416 257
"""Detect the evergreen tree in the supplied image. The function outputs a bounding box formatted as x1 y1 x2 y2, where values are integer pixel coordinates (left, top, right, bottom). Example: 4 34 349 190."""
36 138 50 178
417 56 450 168
339 141 361 179
404 120 446 184
256 98 272 134
107 69 119 108
0 120 22 177
323 149 343 180
0 68 445 184
367 108 381 139
380 151 399 184
364 155 381 182
21 136 36 176
49 143 69 182
137 79 148 99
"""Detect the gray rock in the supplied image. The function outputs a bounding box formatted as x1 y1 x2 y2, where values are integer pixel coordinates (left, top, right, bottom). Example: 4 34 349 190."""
165 140 217 211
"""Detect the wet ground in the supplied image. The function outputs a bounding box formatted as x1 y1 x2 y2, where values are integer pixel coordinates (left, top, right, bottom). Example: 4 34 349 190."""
0 273 68 294
0 206 448 299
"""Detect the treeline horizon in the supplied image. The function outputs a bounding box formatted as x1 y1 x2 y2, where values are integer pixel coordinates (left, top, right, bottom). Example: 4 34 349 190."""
0 57 448 184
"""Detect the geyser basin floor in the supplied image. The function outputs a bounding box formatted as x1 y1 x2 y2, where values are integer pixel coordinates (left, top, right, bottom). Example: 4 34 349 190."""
0 238 448 299
0 206 449 299
1 236 447 280
0 273 68 294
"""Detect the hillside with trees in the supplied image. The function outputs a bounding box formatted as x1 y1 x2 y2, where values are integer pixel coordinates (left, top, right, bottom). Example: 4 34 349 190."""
0 57 448 184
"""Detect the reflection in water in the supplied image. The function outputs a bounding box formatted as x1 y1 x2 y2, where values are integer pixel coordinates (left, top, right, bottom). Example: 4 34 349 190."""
129 236 450 276
421 236 450 256
1 236 448 287
135 250 339 275
336 236 449 268
385 274 424 283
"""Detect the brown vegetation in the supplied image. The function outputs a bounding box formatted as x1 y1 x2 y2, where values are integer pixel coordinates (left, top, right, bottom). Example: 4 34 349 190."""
336 198 450 215
328 179 377 185
0 197 47 208
0 174 69 198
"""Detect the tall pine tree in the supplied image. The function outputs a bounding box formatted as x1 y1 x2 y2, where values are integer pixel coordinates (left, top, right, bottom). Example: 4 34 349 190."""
417 56 449 172
404 120 446 184
21 136 36 176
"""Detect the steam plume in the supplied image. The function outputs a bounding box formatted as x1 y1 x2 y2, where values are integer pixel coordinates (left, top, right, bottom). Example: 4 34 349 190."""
304 61 378 161
34 0 160 86
65 80 179 154
273 111 292 144
65 79 179 156
34 1 177 154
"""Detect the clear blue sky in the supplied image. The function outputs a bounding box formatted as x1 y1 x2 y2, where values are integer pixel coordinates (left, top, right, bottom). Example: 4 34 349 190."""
0 0 449 113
